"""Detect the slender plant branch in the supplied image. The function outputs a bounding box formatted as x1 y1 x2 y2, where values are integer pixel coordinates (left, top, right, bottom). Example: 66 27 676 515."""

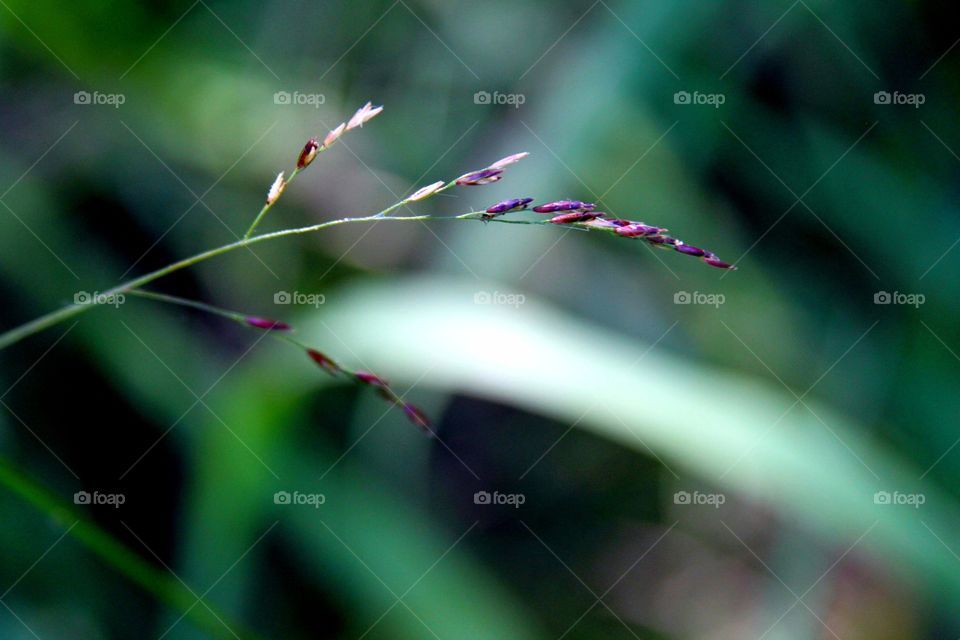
0 101 733 354
0 210 541 351
125 288 435 431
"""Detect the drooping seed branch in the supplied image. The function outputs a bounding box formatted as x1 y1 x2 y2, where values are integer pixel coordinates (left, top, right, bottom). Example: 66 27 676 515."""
126 288 433 433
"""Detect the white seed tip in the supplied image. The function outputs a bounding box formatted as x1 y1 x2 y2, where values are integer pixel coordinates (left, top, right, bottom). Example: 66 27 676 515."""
266 172 285 205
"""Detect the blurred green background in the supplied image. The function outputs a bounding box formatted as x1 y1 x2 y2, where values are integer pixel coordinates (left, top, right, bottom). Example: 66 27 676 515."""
2 0 959 638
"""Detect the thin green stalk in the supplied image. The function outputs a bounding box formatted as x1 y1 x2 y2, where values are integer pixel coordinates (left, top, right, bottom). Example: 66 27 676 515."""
0 209 545 351
243 167 301 239
0 456 265 640
126 289 248 324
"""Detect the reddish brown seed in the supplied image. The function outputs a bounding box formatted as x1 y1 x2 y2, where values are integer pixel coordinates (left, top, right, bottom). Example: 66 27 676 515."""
355 371 387 386
403 404 432 433
245 317 291 331
297 138 319 169
306 349 340 375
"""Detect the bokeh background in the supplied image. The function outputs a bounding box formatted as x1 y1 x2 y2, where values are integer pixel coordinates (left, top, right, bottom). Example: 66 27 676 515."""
2 1 959 638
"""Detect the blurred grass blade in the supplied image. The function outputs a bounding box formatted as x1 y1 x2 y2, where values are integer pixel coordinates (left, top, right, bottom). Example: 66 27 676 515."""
315 275 960 606
0 456 263 640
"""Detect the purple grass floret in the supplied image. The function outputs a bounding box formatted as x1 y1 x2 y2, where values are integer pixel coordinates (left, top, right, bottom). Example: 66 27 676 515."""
509 201 736 270
703 255 735 269
549 211 604 224
674 244 706 256
615 223 663 237
245 316 292 331
646 235 678 245
456 168 503 186
485 197 534 215
532 200 595 213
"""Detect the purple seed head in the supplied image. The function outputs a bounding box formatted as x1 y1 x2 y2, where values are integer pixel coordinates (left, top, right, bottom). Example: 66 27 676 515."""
532 200 595 213
615 223 662 237
548 211 604 224
485 197 533 214
646 235 680 246
245 316 292 331
456 168 503 186
674 244 706 257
